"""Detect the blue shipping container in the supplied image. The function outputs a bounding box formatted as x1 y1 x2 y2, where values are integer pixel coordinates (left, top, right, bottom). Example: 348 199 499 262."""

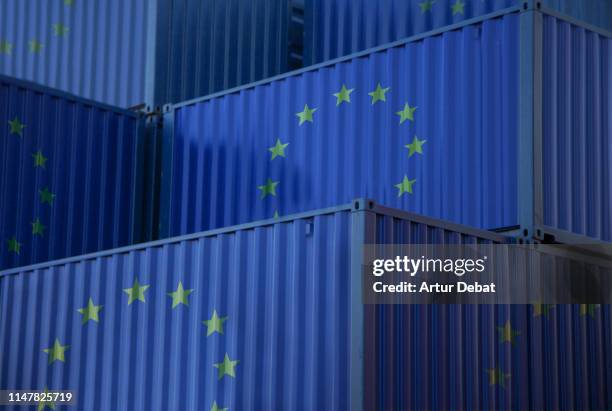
540 14 612 241
303 0 612 66
148 0 290 107
0 75 146 271
160 7 612 243
161 12 519 238
0 0 150 108
0 0 290 108
1 200 610 410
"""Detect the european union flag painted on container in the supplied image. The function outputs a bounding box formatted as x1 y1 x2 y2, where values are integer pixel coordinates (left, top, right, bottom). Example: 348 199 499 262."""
163 14 519 237
0 76 142 270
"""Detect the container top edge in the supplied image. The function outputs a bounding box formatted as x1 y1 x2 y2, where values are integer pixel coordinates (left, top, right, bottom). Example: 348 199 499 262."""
539 5 612 38
0 74 141 119
367 202 511 244
170 5 522 111
0 202 355 277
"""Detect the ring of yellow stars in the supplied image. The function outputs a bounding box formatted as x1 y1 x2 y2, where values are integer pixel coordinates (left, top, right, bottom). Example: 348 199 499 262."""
39 187 56 206
7 236 21 254
497 320 520 344
419 0 435 13
78 298 103 324
405 136 426 157
396 103 417 124
210 401 228 411
213 353 239 380
296 104 317 125
203 310 228 336
368 83 390 104
33 151 48 168
333 84 354 106
29 40 44 53
532 303 554 317
580 304 600 318
123 278 150 305
37 387 55 411
8 117 26 136
168 281 194 308
452 0 465 15
0 40 12 55
269 138 289 160
31 218 46 236
486 367 510 388
43 339 69 364
395 175 416 196
258 178 279 199
64 0 74 5
52 24 69 37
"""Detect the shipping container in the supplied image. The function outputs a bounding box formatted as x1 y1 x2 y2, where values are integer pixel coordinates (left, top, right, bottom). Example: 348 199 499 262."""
159 6 612 243
539 13 612 242
1 200 610 410
0 75 147 271
161 12 520 238
0 0 150 108
148 0 290 107
303 0 612 66
0 0 290 108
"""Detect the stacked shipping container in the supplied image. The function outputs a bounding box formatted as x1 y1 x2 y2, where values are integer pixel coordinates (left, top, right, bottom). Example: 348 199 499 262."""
160 6 612 242
1 201 610 410
0 1 610 410
2 1 610 110
541 14 612 241
0 75 146 271
0 0 150 108
0 0 290 108
161 12 520 238
303 0 612 66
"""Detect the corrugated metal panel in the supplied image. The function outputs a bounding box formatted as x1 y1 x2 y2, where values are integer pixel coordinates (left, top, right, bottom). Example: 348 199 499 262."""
3 201 609 410
162 13 519 238
150 0 289 106
0 0 290 108
303 0 612 66
0 205 357 410
541 15 612 241
0 75 145 271
368 211 612 410
369 303 612 410
0 0 149 108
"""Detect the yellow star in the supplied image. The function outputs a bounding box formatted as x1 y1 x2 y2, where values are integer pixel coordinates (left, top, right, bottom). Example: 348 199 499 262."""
497 320 520 344
43 339 69 364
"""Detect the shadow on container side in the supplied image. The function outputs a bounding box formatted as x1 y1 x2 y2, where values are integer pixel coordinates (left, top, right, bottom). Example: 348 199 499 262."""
0 75 147 271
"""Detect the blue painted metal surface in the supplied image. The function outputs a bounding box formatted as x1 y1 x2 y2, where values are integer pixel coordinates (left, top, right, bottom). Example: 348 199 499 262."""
2 201 609 410
148 0 289 107
0 0 290 108
368 209 612 410
368 302 612 410
0 204 359 410
162 13 520 238
541 15 612 241
303 0 612 66
0 75 145 270
0 0 149 108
